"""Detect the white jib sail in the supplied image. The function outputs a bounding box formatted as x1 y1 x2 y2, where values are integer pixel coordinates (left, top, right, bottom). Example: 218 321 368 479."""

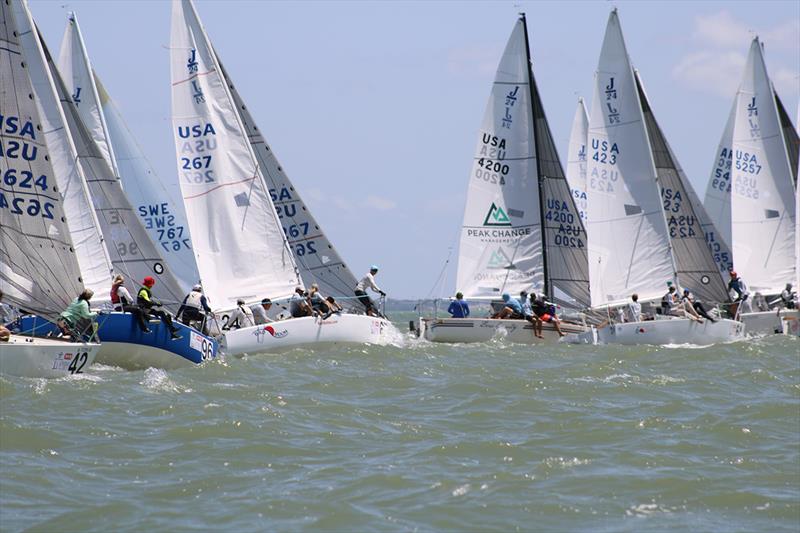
12 0 113 301
56 13 200 292
56 12 117 177
566 97 589 224
585 10 674 308
170 0 301 311
729 38 796 295
703 102 735 273
218 59 362 306
456 17 543 299
0 0 84 320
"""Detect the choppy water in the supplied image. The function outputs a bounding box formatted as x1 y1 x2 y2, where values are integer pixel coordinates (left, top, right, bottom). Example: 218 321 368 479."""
1 315 798 532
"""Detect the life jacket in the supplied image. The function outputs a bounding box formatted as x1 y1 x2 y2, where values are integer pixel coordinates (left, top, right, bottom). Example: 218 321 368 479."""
184 290 203 310
111 285 121 305
137 286 152 308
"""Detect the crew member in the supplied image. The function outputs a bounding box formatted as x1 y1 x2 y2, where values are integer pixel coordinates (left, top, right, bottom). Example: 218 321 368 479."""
252 298 272 325
138 276 182 340
492 293 523 319
448 292 470 318
781 283 797 309
290 287 314 318
532 293 565 336
354 266 385 317
728 271 751 316
626 293 642 322
224 298 255 329
111 274 150 333
522 293 543 338
682 288 715 322
58 289 99 341
176 284 212 330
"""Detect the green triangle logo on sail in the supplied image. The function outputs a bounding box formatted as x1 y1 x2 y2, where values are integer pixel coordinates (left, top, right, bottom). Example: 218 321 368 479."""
483 202 512 227
487 247 514 269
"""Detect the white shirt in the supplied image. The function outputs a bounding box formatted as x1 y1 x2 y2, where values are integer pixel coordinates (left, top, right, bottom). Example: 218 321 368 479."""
251 304 270 325
113 286 134 310
355 273 382 293
225 305 255 329
626 301 642 322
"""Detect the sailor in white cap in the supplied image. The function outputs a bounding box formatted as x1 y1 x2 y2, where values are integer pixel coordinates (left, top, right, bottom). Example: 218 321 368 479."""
354 265 385 317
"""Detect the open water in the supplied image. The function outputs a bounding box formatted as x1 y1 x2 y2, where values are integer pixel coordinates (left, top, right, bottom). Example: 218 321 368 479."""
1 314 798 532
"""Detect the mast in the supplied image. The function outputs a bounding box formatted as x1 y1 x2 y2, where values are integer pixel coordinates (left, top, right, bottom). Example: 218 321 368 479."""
520 13 550 300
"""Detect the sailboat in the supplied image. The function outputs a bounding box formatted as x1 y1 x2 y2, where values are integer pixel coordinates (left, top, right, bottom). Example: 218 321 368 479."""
16 6 219 369
703 38 799 336
169 0 398 356
0 0 99 377
58 12 199 292
417 14 589 344
564 9 743 345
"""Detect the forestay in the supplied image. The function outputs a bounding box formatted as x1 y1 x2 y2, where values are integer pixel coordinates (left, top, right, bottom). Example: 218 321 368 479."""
13 0 113 302
0 0 84 320
566 98 589 224
456 18 543 298
170 0 301 311
585 10 674 308
57 14 200 292
217 59 361 305
635 71 729 305
729 38 796 295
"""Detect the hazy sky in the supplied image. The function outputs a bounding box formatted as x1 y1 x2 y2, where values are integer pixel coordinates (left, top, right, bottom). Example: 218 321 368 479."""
30 0 799 299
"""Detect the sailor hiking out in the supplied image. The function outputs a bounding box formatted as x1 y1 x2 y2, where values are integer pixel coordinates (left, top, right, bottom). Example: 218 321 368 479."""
138 277 182 340
355 266 386 317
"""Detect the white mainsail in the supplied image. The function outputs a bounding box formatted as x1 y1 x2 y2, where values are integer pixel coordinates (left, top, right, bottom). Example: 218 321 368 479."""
170 0 301 311
456 18 542 298
0 0 84 320
217 59 362 305
566 97 589 224
635 71 729 305
585 10 674 307
57 14 200 291
729 38 796 294
12 0 113 301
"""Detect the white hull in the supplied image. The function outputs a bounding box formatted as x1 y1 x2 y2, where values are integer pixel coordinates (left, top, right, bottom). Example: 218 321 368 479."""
220 314 400 356
741 310 800 336
0 335 99 379
563 318 745 345
781 314 800 337
419 317 586 344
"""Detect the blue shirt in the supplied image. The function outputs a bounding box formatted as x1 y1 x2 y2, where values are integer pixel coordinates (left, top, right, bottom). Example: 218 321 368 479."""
448 299 470 318
521 300 533 317
504 297 523 315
